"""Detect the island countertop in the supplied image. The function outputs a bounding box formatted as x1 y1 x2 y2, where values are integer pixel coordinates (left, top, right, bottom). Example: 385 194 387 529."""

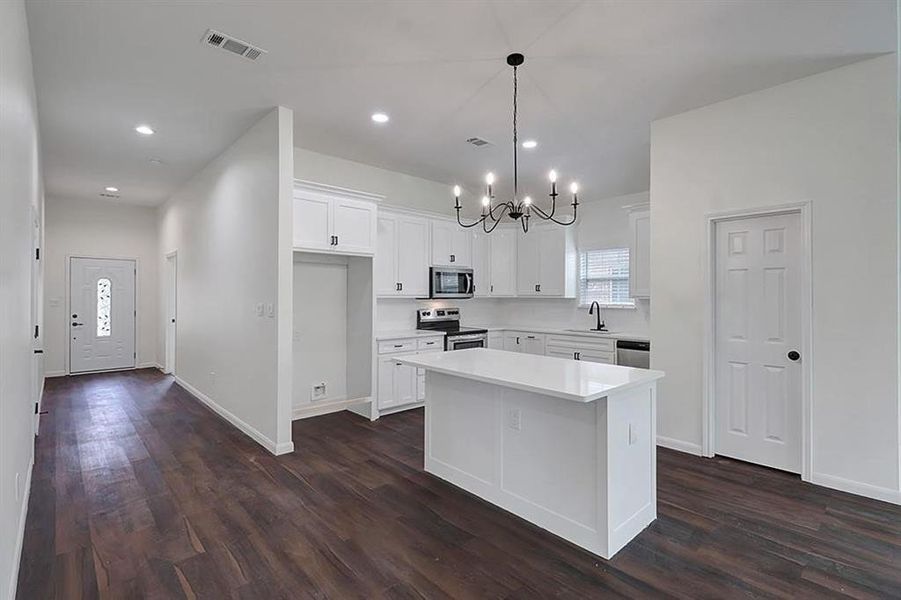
396 348 664 403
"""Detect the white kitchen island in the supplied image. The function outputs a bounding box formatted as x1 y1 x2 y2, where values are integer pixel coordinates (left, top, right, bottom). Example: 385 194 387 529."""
397 348 664 560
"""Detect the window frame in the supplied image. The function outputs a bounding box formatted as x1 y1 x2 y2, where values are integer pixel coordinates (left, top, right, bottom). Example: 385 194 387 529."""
577 246 636 309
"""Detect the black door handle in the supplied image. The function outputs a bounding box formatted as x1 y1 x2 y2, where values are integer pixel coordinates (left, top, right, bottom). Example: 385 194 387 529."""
72 322 84 327
787 350 800 361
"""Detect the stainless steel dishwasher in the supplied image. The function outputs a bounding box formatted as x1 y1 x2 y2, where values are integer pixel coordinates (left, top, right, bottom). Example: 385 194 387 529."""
616 340 650 368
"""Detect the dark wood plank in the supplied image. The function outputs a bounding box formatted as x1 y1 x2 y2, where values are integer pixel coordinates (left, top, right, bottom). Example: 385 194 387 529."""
16 368 901 599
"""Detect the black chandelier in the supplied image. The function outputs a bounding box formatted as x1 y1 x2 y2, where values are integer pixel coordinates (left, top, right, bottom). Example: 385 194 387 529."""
454 52 579 234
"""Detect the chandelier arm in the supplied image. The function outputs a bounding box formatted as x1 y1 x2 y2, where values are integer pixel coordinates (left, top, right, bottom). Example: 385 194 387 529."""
456 210 488 229
486 200 513 221
483 215 506 234
529 202 553 220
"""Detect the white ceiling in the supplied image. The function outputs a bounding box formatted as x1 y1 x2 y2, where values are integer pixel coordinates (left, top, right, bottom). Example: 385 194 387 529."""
26 0 895 206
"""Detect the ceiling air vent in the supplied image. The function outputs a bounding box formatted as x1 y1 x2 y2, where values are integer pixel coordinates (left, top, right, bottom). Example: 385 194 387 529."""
99 192 120 199
466 137 492 148
202 29 267 62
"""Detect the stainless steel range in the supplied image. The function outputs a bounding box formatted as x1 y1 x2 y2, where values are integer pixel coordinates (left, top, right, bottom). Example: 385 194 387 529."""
416 308 488 351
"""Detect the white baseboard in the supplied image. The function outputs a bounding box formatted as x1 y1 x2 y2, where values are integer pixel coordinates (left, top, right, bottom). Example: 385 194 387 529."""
292 397 370 420
656 435 703 456
174 376 294 456
44 370 66 378
7 457 33 600
809 472 901 505
137 361 158 370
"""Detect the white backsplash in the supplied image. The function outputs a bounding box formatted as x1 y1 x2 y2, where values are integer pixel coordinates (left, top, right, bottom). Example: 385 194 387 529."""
376 296 650 336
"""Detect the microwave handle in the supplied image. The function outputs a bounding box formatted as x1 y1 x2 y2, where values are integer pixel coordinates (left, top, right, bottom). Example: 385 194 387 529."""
465 272 474 295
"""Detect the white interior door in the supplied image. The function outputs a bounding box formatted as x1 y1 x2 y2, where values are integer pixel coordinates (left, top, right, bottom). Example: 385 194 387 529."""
69 257 136 374
715 213 803 473
164 253 177 374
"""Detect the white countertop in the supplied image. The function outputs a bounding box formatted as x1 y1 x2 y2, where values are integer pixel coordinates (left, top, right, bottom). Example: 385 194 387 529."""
375 330 446 341
474 325 649 343
397 348 663 403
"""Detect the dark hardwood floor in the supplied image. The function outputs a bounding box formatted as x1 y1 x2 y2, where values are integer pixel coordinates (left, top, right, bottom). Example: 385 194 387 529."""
16 369 901 599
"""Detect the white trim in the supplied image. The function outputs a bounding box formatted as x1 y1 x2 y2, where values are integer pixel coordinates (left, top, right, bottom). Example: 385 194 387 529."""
621 202 650 212
44 370 66 378
810 472 901 505
291 397 370 420
65 254 139 375
293 179 384 203
657 436 703 456
702 202 813 482
174 376 294 456
7 457 33 600
136 362 158 369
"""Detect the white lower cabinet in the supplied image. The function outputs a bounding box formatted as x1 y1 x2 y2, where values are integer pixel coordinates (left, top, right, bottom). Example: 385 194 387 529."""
377 335 443 412
503 331 545 355
497 330 616 364
545 334 615 364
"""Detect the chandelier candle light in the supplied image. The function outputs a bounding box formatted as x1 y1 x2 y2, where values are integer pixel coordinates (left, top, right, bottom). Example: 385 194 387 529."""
454 53 580 234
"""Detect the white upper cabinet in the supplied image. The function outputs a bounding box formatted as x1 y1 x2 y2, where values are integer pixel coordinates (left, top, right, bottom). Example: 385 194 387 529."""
375 210 430 297
293 181 381 256
431 219 471 267
629 207 650 298
472 227 517 297
516 225 576 297
472 232 491 297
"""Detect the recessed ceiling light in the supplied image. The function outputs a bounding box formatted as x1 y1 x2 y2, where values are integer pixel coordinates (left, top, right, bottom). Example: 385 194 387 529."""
371 112 389 124
522 140 538 149
149 158 164 165
105 186 119 192
135 124 155 135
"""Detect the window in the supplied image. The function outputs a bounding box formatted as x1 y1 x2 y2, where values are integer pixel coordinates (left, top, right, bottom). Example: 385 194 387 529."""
96 278 111 337
579 248 634 307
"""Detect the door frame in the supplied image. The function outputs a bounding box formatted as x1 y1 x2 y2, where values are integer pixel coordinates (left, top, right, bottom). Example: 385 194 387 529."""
65 254 139 375
702 202 813 481
164 250 177 375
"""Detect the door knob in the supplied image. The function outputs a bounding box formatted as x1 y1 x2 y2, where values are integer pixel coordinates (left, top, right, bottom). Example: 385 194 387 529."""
787 350 800 361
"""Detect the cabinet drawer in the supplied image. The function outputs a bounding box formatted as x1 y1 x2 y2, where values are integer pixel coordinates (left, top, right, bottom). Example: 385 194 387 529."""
545 335 615 352
417 337 443 350
378 339 416 354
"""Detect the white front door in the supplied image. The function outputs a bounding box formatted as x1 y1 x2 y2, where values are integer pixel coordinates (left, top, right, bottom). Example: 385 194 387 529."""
715 213 803 473
69 257 136 373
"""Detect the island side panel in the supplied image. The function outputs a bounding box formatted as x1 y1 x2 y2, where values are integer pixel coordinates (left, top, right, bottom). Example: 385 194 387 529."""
425 372 501 496
604 381 658 556
424 371 609 557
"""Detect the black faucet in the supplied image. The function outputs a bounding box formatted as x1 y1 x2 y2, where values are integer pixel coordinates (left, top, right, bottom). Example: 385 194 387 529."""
589 301 607 331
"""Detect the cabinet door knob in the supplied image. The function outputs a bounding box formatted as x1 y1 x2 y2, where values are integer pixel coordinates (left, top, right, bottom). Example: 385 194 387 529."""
787 350 800 361
450 254 455 263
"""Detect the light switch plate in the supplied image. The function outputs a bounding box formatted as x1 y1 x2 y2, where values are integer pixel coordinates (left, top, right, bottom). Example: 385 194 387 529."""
266 303 275 317
629 423 638 445
311 382 327 401
255 303 264 317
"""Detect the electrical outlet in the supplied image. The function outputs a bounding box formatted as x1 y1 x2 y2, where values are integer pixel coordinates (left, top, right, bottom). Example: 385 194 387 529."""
292 329 301 342
266 303 275 318
255 303 264 317
508 408 522 431
311 382 327 401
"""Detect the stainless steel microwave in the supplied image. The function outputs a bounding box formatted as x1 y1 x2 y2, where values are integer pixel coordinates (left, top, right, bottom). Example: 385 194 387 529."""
429 267 474 299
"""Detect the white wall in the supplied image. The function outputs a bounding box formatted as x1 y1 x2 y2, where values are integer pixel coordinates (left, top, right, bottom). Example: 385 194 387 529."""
650 55 899 502
44 197 159 375
159 107 294 455
0 0 43 597
295 147 455 215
